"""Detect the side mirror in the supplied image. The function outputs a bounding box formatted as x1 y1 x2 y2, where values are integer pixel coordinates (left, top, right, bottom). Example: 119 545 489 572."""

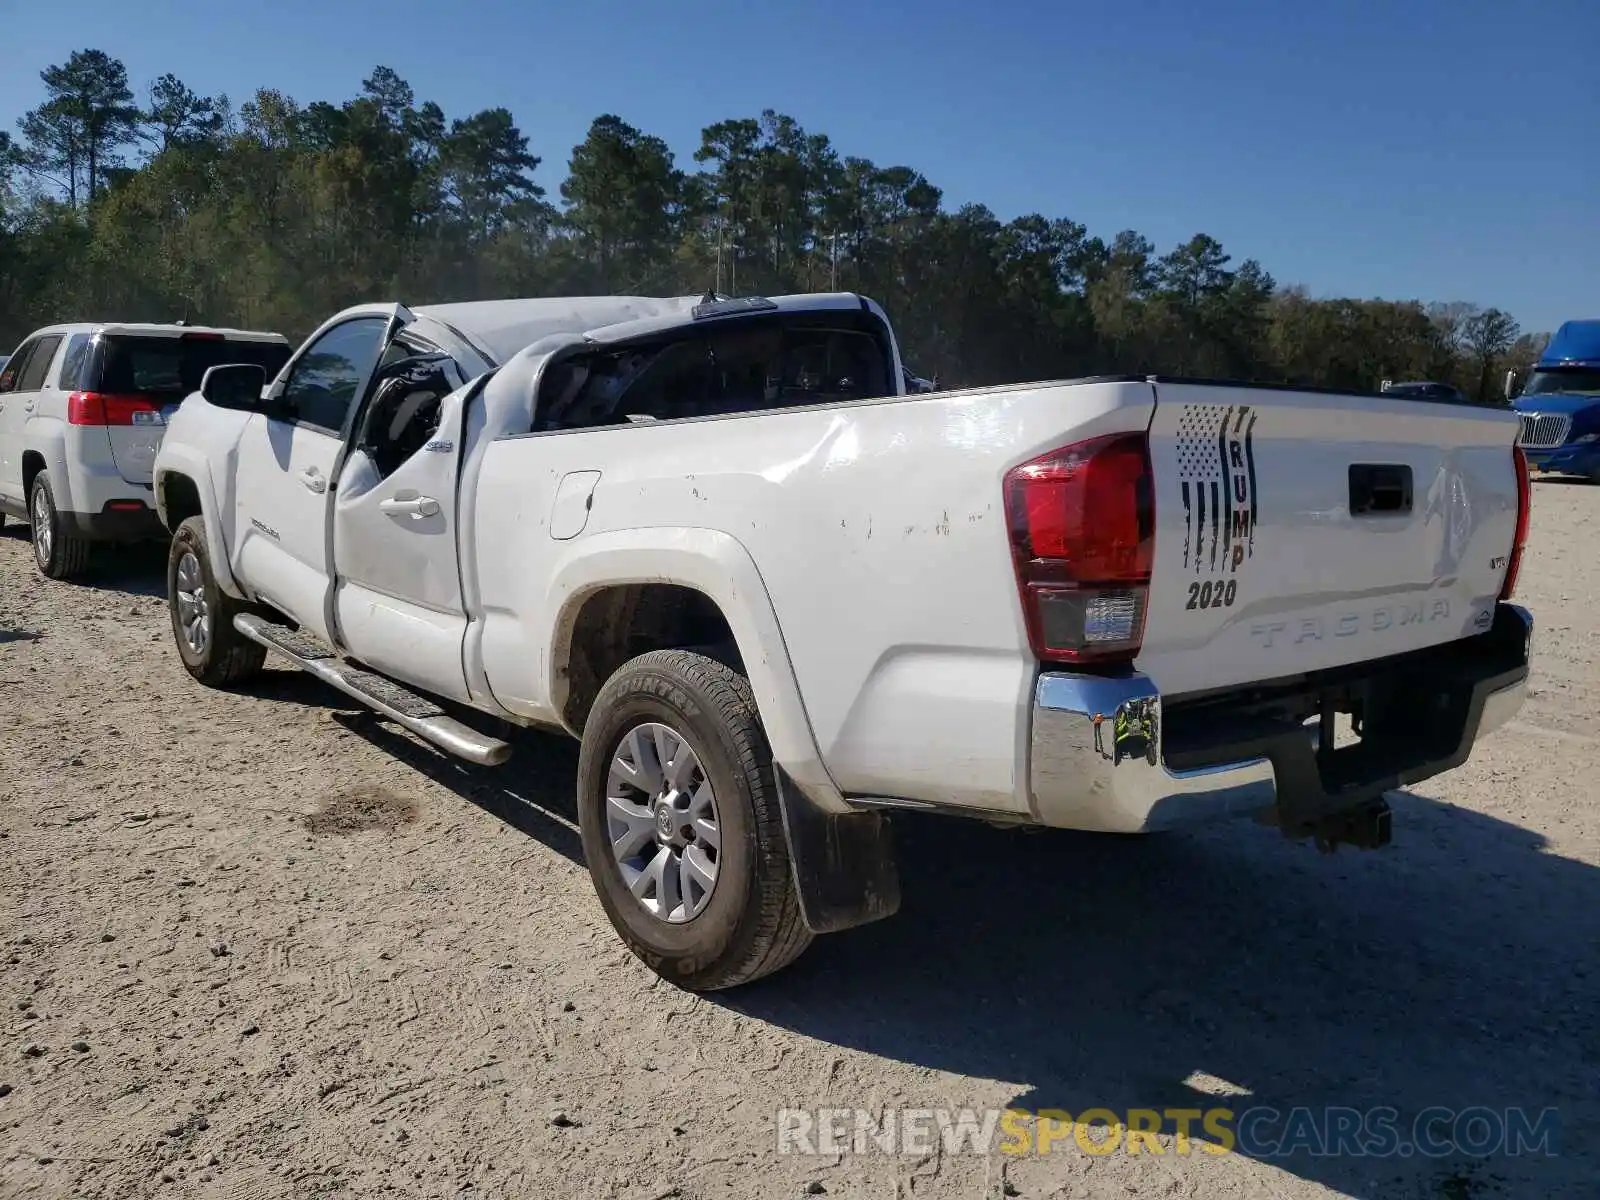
1504 368 1521 401
200 363 268 411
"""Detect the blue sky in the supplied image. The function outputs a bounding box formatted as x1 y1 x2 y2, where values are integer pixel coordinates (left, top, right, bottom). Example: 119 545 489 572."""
3 0 1595 333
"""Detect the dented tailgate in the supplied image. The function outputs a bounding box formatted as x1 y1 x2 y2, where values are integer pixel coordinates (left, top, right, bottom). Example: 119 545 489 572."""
1136 381 1522 698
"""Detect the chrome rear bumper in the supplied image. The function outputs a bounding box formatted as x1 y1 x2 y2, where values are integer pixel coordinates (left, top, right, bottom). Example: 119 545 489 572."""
1028 604 1533 833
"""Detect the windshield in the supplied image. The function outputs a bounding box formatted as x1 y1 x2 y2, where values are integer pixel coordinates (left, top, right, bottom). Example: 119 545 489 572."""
1522 367 1600 398
96 335 291 397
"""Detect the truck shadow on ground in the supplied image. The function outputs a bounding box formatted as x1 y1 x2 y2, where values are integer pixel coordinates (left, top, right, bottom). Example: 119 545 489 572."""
88 544 170 597
330 712 585 863
326 709 1596 1194
0 524 168 597
729 799 1598 1195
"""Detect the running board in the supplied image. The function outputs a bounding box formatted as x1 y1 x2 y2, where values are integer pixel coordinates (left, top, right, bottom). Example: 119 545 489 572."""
232 614 511 767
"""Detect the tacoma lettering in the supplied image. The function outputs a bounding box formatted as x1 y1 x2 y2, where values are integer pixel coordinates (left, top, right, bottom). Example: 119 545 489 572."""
1249 599 1452 649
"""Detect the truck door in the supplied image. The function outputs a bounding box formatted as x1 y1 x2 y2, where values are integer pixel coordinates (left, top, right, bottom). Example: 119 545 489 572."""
231 311 403 641
329 351 473 703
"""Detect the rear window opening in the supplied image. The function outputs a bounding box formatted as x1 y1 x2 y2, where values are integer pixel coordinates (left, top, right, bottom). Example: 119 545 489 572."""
535 311 896 432
87 335 291 398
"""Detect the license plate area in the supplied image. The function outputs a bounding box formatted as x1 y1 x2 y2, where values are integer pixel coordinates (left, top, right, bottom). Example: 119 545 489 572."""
1161 605 1529 820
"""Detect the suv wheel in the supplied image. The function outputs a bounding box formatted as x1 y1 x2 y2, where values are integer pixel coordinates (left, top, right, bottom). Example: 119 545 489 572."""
577 649 813 991
29 471 92 580
167 515 266 686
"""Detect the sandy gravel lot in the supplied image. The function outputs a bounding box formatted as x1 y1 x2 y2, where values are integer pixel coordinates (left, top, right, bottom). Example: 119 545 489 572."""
1 483 1597 1200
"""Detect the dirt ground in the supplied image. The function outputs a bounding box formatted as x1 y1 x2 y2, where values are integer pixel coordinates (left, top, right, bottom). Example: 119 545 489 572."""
1 484 1597 1200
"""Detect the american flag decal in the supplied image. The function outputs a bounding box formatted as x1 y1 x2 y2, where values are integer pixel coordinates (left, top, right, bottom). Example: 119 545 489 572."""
1175 404 1259 575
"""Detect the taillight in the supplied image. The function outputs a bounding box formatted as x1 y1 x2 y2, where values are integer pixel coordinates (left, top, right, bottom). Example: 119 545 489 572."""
179 331 224 341
1501 444 1531 601
67 392 164 427
1004 432 1155 666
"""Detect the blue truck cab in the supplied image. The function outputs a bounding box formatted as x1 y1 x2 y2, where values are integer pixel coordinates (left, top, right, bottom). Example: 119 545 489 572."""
1512 319 1600 479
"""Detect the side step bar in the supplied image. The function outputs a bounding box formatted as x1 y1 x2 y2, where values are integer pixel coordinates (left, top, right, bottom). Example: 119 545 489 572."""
233 614 511 767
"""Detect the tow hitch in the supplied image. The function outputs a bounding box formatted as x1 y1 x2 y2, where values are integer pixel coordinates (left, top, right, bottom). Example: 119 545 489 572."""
1257 794 1393 852
1269 693 1396 852
1307 796 1392 853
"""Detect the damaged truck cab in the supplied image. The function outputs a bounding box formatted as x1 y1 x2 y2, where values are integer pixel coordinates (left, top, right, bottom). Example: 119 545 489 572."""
155 292 1532 990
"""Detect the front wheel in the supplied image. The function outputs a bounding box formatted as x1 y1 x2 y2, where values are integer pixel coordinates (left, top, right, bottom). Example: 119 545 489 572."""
167 515 266 687
576 649 813 991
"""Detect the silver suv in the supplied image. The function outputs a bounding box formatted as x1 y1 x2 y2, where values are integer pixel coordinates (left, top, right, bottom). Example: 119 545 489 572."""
0 323 290 579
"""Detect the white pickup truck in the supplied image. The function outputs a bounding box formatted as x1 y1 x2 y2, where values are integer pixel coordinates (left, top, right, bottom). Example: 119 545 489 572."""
153 291 1534 990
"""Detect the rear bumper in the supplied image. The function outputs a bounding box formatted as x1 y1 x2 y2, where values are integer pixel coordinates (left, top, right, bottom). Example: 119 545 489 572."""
1028 603 1532 833
62 499 166 543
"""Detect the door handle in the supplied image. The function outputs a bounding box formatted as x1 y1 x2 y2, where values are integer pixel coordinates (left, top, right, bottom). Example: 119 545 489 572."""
299 468 327 494
379 495 440 519
22 401 35 413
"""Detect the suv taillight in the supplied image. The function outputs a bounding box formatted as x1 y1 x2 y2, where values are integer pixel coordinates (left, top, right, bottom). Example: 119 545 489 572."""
1501 444 1531 601
1004 432 1155 666
67 391 163 427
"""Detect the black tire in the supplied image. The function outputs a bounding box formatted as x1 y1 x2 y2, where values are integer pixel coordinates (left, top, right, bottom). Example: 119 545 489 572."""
576 649 813 991
166 515 266 687
29 470 93 581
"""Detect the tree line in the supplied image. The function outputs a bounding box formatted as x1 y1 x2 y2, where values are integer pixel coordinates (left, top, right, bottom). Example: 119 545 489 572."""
1 49 1546 400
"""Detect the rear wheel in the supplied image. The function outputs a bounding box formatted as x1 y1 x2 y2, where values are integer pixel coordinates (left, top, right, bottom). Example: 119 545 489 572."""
576 649 812 991
167 515 266 687
29 471 92 581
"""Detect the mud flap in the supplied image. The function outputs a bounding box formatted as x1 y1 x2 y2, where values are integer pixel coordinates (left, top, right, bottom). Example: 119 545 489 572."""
773 767 901 935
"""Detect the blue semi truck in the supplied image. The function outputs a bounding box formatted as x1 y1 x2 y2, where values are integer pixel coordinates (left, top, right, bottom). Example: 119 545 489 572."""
1511 319 1600 480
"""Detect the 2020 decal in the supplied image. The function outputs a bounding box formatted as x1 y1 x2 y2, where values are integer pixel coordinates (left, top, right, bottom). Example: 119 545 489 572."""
1176 403 1258 609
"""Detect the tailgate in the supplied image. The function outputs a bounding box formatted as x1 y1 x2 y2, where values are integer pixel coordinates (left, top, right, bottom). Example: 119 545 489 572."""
107 409 175 485
1137 381 1521 697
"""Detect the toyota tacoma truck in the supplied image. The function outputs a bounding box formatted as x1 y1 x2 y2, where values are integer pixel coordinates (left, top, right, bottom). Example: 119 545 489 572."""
152 291 1534 991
